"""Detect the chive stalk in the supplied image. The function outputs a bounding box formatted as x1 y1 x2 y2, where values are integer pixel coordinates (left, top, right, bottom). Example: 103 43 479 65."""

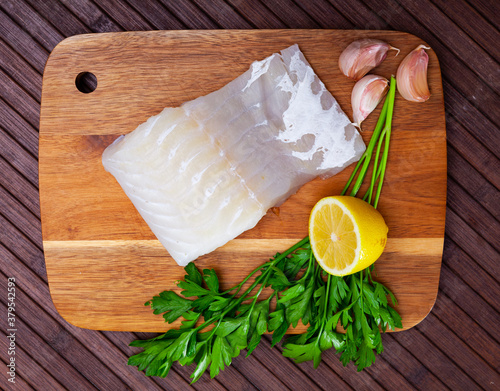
342 76 396 207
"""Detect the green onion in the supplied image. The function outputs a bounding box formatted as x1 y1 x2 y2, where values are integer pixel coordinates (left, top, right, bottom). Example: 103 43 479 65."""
343 75 397 208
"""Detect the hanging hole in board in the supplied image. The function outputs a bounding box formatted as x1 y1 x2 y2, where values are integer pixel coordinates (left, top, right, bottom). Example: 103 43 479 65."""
75 72 97 93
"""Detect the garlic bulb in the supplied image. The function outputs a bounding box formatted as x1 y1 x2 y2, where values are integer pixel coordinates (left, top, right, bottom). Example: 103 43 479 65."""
396 45 431 102
352 75 389 128
339 39 399 81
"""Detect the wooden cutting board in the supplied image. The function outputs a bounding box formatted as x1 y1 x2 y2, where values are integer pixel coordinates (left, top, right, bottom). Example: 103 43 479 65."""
39 30 446 332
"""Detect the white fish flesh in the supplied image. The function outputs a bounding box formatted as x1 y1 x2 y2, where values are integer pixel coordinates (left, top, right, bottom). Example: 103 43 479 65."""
102 44 365 266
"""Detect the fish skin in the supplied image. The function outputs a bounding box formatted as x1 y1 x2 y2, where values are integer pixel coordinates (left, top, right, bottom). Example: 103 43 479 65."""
102 45 365 266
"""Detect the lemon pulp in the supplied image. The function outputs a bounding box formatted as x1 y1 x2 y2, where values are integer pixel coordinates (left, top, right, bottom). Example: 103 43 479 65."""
309 196 388 276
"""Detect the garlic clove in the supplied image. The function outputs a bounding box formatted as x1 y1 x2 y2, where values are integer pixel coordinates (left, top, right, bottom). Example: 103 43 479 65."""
339 39 400 81
396 45 431 102
352 74 389 128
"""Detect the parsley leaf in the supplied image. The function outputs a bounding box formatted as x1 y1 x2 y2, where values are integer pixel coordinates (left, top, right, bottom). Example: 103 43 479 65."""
246 300 269 356
185 262 203 286
146 291 193 324
203 269 220 293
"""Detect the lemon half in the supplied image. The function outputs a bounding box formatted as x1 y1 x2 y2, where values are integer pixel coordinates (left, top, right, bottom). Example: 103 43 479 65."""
309 196 388 276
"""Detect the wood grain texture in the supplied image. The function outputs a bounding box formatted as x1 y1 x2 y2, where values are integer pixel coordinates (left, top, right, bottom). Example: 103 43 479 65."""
39 30 447 332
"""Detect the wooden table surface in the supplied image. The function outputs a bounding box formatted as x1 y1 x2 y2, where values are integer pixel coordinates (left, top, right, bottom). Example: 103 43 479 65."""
0 0 498 390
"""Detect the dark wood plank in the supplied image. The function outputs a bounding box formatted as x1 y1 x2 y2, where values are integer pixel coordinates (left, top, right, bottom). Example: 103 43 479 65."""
158 0 218 29
417 312 500 390
0 7 50 73
278 329 411 391
0 215 44 278
0 70 40 130
60 0 122 32
432 0 500 62
173 353 257 391
400 0 499 93
294 0 355 29
124 0 186 30
135 333 262 389
0 39 41 102
431 284 500 368
225 0 287 29
266 0 319 29
0 96 38 156
258 0 319 28
93 0 155 31
0 330 66 390
0 300 98 390
109 331 257 391
180 362 256 391
443 237 500 312
0 0 63 52
447 177 500 252
0 127 38 186
363 354 416 391
24 0 91 36
358 0 500 127
445 209 499 277
240 338 327 391
445 108 500 184
392 326 479 390
327 0 387 28
466 0 500 29
443 81 500 160
0 218 45 283
228 352 291 390
293 353 378 391
439 263 500 343
0 268 132 390
447 146 499 220
103 331 207 390
0 186 42 249
383 334 447 390
0 157 40 218
0 356 34 390
192 0 252 28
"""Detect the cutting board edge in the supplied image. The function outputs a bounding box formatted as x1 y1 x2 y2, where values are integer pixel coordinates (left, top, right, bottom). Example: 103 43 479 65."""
41 28 435 60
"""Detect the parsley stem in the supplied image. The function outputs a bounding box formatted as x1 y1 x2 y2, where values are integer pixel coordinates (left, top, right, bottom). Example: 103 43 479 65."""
222 268 271 316
195 237 312 332
323 274 332 323
249 268 273 313
359 270 364 315
279 236 311 258
221 262 269 296
302 247 315 280
224 235 312 297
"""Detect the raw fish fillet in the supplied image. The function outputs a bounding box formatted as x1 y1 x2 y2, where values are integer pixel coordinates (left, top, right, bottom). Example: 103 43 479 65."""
102 45 365 266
